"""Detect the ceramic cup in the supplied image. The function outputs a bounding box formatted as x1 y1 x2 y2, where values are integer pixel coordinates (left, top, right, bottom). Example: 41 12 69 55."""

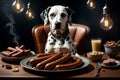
104 45 120 57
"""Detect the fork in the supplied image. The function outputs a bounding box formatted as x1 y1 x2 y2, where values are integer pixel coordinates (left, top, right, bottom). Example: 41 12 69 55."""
94 62 102 77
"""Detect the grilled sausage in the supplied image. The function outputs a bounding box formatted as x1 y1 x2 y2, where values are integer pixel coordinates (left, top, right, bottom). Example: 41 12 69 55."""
36 53 47 57
2 51 10 56
15 46 23 52
36 53 54 57
2 51 17 57
7 47 16 52
29 54 55 66
11 50 24 57
20 45 25 49
23 49 31 54
8 50 17 57
36 52 63 69
55 56 83 70
45 53 71 70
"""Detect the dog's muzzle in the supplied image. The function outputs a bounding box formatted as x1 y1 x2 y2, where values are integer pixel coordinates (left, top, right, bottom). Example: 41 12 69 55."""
55 22 61 29
51 22 62 35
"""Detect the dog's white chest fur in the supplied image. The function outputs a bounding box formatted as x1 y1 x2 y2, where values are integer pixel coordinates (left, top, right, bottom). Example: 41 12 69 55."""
53 40 68 52
53 38 70 49
45 32 75 54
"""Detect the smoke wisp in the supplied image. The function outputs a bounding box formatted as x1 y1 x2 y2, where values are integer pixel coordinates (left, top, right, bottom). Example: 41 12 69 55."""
3 4 19 46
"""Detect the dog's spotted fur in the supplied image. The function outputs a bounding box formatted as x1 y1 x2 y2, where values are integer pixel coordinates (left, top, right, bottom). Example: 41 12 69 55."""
40 5 79 56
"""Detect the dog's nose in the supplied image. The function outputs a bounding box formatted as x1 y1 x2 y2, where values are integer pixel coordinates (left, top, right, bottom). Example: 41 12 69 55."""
55 22 61 27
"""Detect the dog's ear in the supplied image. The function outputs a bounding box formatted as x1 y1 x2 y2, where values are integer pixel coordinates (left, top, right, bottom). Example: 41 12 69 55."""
40 6 51 25
65 7 74 25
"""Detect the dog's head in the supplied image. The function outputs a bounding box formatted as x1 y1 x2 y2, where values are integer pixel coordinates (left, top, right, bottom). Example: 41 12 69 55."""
40 5 74 35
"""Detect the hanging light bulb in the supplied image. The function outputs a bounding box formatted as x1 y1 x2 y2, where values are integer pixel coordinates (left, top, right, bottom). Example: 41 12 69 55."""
87 0 96 9
12 0 24 13
100 1 113 30
26 2 35 20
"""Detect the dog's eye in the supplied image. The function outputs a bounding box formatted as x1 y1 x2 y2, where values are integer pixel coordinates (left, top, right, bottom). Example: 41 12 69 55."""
50 13 56 17
61 13 66 18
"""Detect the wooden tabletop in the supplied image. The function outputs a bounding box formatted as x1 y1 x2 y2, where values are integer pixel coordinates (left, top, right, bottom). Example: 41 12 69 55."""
0 54 120 80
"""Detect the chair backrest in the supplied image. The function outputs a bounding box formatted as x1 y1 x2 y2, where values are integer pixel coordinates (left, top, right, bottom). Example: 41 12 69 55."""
32 23 90 54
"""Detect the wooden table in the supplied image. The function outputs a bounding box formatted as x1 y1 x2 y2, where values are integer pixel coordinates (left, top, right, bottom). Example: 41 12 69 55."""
0 54 120 80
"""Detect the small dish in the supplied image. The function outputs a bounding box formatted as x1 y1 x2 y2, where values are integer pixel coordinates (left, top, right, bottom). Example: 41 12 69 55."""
99 60 120 68
87 51 104 62
0 51 35 63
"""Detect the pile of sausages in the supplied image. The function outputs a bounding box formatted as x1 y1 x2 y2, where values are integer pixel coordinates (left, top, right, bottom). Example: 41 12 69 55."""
29 52 83 70
2 45 31 57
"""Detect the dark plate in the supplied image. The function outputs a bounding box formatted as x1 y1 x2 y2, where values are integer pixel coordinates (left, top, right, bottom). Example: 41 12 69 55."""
0 51 35 63
20 56 89 73
99 60 120 68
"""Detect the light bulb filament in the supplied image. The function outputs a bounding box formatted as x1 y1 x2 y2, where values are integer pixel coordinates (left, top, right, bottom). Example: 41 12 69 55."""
87 0 96 9
104 20 109 27
28 11 32 17
90 2 94 8
16 3 20 10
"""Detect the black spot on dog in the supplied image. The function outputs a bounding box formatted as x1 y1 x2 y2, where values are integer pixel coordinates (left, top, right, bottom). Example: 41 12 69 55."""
51 36 54 39
49 36 56 42
53 39 56 42
49 39 50 42
50 43 53 45
49 42 55 45
66 37 70 41
72 49 74 52
61 39 64 44
69 41 72 44
45 49 47 51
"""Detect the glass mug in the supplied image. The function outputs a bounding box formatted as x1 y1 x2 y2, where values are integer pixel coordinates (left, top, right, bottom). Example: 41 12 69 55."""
91 39 101 52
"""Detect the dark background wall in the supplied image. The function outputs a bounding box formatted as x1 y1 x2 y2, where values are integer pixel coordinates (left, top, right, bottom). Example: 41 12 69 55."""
0 0 120 53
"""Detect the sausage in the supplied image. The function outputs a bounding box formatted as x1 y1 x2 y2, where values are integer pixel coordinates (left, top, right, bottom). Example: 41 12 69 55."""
11 50 24 57
2 51 10 56
20 45 25 49
55 56 83 70
36 53 50 57
2 51 17 57
29 54 55 66
7 47 16 52
3 45 32 57
23 49 31 54
15 46 22 52
35 52 63 69
8 50 17 57
36 53 55 57
45 53 71 70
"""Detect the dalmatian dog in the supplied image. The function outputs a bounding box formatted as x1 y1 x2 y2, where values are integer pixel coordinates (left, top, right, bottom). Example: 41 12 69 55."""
40 5 80 56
